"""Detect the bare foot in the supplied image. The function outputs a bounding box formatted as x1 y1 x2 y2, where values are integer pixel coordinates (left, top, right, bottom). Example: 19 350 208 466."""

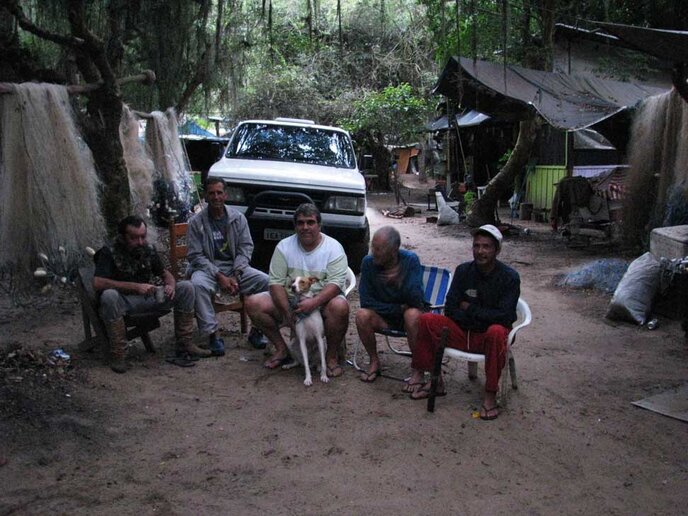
326 363 343 377
409 377 446 400
263 352 288 369
402 369 425 393
480 391 499 420
480 405 499 420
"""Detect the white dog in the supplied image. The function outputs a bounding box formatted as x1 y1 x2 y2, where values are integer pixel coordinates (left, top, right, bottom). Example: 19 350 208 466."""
282 276 329 387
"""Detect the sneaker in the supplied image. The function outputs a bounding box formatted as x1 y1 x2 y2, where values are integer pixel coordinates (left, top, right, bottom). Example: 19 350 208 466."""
208 336 226 357
248 328 267 350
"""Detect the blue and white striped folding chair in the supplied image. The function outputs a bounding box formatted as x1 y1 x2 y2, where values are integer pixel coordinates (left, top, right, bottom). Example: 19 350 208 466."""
421 265 453 313
350 265 452 374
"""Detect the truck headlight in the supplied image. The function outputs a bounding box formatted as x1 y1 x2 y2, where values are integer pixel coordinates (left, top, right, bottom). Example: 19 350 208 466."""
324 196 365 213
225 186 245 203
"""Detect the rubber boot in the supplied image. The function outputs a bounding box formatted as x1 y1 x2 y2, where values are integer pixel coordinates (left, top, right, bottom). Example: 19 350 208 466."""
175 311 211 358
105 318 128 374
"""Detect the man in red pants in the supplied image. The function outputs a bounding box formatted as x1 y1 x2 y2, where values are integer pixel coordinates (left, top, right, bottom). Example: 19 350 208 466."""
407 225 520 420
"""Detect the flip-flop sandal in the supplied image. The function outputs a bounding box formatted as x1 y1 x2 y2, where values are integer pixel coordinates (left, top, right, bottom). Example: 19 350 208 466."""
480 405 499 420
401 382 423 394
359 369 381 383
165 356 196 368
326 364 344 377
410 386 447 400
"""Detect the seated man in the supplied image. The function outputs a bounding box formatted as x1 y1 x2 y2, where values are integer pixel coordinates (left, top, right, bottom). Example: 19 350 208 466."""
245 203 349 376
94 215 208 373
356 226 425 384
407 225 520 421
187 178 269 356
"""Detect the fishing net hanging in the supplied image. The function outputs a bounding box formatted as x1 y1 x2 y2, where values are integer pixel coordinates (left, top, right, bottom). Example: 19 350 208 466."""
0 83 105 288
145 108 193 226
120 104 155 218
624 89 688 243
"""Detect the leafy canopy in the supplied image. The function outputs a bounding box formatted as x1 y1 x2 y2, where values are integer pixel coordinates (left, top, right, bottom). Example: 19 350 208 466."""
339 83 432 145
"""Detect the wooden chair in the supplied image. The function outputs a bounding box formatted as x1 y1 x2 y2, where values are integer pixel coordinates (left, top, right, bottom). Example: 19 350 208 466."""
76 266 169 353
169 222 248 333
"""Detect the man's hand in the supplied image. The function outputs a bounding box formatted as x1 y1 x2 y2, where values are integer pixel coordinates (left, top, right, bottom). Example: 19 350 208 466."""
295 296 320 315
217 273 239 295
164 283 175 300
134 283 157 297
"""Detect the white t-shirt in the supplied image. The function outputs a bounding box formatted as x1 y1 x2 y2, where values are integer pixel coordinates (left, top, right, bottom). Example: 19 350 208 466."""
269 233 348 297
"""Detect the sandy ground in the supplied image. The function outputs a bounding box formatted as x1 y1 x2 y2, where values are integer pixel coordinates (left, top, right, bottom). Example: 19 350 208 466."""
1 193 688 515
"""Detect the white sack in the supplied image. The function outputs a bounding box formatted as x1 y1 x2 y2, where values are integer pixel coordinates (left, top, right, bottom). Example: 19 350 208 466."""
606 252 660 325
436 191 459 226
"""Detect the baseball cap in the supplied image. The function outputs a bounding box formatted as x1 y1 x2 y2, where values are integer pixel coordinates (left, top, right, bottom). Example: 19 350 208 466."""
472 224 503 250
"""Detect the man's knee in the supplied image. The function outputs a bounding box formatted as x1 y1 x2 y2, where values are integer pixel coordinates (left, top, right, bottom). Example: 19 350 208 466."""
245 292 273 317
174 281 195 311
191 271 212 291
418 312 441 330
99 289 123 321
240 268 269 295
355 308 376 326
175 280 193 296
324 296 349 321
485 324 509 342
403 307 422 327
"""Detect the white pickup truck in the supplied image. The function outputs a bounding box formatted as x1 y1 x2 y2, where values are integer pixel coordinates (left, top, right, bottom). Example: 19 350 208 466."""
208 118 370 270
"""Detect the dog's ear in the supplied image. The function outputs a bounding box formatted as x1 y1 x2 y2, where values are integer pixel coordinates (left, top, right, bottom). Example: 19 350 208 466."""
308 276 318 285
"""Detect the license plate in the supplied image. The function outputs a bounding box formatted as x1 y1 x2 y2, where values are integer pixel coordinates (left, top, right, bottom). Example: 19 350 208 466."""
263 228 294 241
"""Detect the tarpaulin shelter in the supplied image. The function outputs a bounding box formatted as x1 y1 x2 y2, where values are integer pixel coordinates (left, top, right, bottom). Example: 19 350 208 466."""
433 56 667 152
594 23 688 63
180 120 215 137
425 110 491 132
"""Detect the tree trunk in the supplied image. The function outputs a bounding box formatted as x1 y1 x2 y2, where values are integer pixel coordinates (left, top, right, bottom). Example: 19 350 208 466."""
371 133 391 191
465 117 541 227
80 88 131 237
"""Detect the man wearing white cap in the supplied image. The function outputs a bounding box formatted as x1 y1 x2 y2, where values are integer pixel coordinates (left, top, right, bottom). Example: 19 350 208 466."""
405 224 520 420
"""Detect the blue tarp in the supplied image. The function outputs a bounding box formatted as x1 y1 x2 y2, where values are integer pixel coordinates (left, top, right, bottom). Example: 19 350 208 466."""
180 120 215 137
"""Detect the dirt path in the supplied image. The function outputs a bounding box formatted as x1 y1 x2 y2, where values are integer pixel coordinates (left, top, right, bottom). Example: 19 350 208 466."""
2 194 687 515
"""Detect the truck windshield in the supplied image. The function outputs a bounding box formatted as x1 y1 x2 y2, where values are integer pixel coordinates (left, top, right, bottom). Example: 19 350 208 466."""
226 123 356 169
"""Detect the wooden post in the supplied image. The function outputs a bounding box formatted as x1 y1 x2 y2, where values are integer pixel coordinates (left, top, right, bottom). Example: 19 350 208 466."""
0 70 156 95
427 327 448 413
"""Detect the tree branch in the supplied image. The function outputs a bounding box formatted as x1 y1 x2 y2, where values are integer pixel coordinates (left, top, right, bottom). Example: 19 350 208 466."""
0 70 156 94
175 43 212 114
2 0 84 48
67 0 117 86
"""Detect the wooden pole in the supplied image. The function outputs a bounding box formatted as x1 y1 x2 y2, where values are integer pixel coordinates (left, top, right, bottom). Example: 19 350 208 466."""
0 70 156 95
427 327 448 413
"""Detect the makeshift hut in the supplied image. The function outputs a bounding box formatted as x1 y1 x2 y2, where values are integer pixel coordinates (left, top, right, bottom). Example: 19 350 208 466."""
432 55 667 222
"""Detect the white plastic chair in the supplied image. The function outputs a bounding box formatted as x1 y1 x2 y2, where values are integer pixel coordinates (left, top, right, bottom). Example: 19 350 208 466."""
343 267 356 297
350 265 452 374
441 297 532 405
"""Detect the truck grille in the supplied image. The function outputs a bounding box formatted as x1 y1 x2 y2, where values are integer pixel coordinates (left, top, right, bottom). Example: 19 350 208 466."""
241 184 327 210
